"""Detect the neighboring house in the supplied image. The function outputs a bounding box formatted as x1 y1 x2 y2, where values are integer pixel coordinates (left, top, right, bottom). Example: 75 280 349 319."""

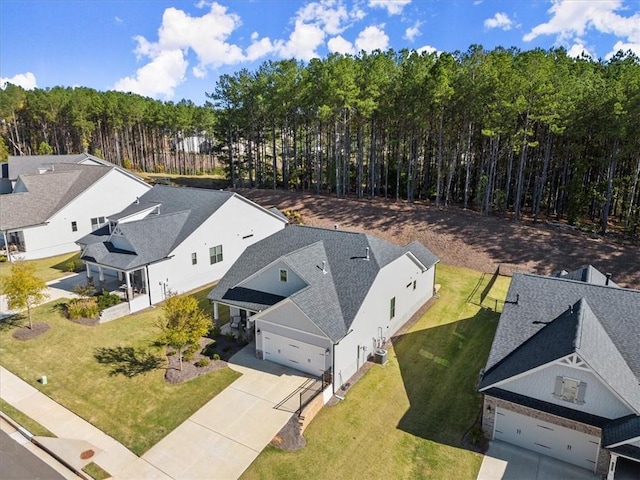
171 136 213 154
77 185 288 315
208 225 439 394
0 155 151 260
478 265 640 479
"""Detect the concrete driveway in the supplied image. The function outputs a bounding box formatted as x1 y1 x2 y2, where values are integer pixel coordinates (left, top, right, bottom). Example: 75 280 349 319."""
477 440 599 480
117 345 312 480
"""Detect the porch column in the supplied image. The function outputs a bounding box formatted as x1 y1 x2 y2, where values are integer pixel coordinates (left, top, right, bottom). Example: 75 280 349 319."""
607 454 618 480
125 271 132 301
2 231 11 263
141 268 148 294
213 302 219 328
86 263 92 279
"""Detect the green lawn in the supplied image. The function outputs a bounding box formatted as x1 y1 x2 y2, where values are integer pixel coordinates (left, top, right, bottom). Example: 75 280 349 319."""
0 398 55 437
242 264 507 480
0 286 240 455
0 252 82 283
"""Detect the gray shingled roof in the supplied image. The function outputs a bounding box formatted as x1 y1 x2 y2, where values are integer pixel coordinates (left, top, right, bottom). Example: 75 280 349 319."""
1 164 112 230
79 185 241 270
480 297 640 412
553 265 618 288
208 225 439 342
485 270 640 374
603 415 640 447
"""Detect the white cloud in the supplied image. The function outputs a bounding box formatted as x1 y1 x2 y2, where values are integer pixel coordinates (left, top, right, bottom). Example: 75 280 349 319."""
417 44 437 55
114 2 276 98
114 49 188 99
566 41 595 59
274 0 362 60
404 21 422 42
606 40 640 59
275 21 326 60
355 25 389 52
368 0 411 16
328 35 356 54
484 12 513 31
0 72 37 90
115 16 123 24
524 0 640 45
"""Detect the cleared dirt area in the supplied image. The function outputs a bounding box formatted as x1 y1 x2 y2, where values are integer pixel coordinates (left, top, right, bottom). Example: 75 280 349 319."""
236 189 640 289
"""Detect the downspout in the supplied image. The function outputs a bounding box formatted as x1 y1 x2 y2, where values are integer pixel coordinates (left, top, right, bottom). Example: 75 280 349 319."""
2 231 11 262
146 265 152 305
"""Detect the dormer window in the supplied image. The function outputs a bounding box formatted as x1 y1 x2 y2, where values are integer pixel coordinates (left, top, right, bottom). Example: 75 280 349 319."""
280 269 288 282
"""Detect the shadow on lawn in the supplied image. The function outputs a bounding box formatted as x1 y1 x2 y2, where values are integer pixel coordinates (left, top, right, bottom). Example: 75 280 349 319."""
392 309 499 451
94 346 163 377
0 314 25 331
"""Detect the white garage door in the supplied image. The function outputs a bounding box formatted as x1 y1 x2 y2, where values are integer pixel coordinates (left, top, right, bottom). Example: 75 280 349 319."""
494 407 600 471
262 331 326 376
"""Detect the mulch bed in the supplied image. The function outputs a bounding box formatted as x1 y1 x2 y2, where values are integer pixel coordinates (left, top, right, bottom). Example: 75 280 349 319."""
271 415 306 451
164 335 245 384
12 322 50 341
68 317 99 327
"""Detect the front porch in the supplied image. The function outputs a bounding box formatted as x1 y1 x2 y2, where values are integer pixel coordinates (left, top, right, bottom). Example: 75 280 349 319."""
84 262 150 313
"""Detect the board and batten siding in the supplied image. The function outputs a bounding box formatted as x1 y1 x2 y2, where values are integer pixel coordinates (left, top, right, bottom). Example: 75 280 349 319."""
499 363 633 419
333 255 435 392
146 195 286 305
240 260 307 297
16 169 150 260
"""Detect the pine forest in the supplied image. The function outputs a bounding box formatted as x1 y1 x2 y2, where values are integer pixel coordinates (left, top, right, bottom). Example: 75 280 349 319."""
1 46 639 237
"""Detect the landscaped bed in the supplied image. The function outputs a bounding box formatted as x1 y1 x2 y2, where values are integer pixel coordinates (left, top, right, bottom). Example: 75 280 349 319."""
242 264 506 480
0 285 240 456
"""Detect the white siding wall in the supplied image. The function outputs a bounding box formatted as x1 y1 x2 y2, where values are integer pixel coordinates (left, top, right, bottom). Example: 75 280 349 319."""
16 170 150 260
333 256 435 391
147 196 286 305
240 260 307 297
500 363 633 419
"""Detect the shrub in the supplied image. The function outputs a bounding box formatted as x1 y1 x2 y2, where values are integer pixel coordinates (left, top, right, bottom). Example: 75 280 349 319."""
195 358 210 368
209 325 221 337
212 353 221 361
96 291 120 310
65 260 76 272
0 255 7 263
67 298 99 319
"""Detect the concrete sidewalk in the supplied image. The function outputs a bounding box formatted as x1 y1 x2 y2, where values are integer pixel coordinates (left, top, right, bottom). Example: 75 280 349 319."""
0 366 145 478
119 345 311 480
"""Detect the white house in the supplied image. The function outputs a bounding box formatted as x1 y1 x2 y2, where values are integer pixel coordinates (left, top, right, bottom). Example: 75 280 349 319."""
479 266 640 479
77 185 288 315
208 225 439 395
0 154 151 260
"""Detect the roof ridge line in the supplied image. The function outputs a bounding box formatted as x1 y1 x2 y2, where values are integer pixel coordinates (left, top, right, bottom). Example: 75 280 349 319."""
520 272 640 292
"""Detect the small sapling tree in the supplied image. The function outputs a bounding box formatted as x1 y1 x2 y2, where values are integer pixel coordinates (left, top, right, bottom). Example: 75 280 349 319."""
158 293 211 371
1 261 48 329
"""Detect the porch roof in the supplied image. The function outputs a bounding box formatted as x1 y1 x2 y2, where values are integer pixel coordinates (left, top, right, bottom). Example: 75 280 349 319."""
215 286 286 312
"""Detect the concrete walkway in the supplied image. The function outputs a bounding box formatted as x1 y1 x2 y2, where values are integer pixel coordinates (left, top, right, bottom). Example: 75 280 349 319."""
0 272 84 319
0 366 144 478
118 345 310 480
477 440 599 480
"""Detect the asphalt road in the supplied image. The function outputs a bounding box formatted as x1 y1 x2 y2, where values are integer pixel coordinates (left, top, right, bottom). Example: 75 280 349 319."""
0 429 65 480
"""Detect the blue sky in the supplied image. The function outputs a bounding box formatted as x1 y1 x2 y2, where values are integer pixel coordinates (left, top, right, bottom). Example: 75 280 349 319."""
1 0 639 105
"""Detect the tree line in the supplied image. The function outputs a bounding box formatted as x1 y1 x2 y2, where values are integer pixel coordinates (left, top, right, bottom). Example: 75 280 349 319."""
1 45 639 236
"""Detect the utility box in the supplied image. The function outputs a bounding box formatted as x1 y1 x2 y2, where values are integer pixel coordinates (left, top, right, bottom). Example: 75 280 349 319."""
39 376 47 385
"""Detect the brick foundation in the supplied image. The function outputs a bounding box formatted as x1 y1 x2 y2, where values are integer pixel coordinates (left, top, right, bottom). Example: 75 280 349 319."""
482 395 610 478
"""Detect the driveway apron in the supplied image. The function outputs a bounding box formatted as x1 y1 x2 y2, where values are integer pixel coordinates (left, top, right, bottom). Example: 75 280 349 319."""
118 345 311 480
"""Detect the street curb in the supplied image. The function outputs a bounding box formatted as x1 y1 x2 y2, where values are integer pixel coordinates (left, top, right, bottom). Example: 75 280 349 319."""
0 410 92 480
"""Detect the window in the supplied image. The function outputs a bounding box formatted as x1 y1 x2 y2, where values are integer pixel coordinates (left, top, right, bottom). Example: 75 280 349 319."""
209 245 223 264
390 297 396 319
71 221 77 232
553 376 586 404
280 269 288 282
191 252 197 265
90 216 106 231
